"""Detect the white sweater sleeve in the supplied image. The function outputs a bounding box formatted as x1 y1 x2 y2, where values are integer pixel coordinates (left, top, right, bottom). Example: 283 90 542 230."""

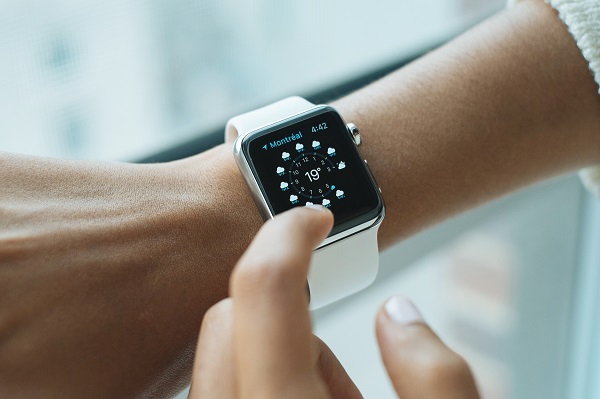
509 0 600 198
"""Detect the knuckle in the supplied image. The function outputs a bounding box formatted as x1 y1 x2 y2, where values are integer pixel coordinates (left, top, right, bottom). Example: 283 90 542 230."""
314 337 336 381
232 257 302 298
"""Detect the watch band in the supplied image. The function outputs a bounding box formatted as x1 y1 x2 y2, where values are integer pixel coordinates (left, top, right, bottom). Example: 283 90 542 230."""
308 225 379 309
227 97 381 309
225 96 315 142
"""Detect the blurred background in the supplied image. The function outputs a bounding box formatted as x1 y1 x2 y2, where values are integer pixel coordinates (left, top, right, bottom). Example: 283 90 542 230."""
2 0 599 398
1 0 502 160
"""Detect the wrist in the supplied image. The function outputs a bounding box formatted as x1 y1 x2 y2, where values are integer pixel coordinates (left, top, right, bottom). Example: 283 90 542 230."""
0 149 264 398
165 143 263 266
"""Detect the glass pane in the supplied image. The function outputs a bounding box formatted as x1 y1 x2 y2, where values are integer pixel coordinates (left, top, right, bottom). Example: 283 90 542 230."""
0 0 504 161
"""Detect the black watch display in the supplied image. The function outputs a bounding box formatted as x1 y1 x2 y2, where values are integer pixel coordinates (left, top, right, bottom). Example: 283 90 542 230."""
240 106 383 236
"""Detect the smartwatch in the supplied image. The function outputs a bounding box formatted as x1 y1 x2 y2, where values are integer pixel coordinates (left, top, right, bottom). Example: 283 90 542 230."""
226 97 385 309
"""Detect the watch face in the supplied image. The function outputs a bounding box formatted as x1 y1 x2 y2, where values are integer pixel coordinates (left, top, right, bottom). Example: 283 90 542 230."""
242 106 383 236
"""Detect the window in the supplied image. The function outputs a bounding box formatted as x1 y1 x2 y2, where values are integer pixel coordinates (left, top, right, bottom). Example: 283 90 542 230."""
0 0 503 160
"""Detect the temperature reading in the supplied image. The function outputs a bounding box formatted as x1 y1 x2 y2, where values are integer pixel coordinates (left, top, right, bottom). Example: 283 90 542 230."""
305 168 320 182
289 152 334 199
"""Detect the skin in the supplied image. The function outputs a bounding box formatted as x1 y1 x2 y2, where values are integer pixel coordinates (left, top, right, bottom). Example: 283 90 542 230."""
189 207 480 399
0 151 259 398
0 0 599 397
334 0 600 247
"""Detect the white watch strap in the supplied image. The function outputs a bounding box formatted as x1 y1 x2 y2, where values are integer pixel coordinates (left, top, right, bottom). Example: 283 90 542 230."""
227 96 381 309
308 225 380 310
225 96 315 142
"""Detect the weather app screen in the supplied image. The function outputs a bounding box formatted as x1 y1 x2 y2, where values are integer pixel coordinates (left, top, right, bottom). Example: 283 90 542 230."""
245 109 382 235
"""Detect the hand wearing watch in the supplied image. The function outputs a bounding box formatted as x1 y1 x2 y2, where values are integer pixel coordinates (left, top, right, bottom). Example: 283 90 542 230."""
226 97 385 309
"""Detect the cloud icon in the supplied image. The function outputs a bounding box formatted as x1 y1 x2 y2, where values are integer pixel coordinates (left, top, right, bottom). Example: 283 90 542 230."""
336 190 345 197
322 198 331 206
338 161 346 170
327 147 336 155
282 152 290 159
312 141 321 148
296 143 304 151
276 166 285 174
280 182 289 189
305 202 314 206
289 195 298 202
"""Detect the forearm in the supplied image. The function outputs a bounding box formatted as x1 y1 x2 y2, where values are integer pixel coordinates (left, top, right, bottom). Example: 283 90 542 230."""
333 0 600 247
0 150 260 398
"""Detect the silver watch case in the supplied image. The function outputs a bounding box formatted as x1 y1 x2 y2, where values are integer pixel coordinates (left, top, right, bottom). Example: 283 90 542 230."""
233 104 385 250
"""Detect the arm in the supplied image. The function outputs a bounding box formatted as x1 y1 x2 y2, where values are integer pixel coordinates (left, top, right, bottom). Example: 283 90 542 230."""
1 0 598 397
0 150 261 399
333 0 600 247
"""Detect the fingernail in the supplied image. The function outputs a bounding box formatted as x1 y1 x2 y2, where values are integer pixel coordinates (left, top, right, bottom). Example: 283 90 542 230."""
304 204 328 212
385 296 423 325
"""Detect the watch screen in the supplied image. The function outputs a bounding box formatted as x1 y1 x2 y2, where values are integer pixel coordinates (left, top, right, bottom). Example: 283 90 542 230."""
243 107 383 236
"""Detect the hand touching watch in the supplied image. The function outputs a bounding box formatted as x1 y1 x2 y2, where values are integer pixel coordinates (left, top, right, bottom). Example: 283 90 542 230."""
189 206 480 399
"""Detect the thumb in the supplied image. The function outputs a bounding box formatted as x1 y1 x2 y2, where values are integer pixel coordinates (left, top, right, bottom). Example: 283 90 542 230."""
375 296 480 399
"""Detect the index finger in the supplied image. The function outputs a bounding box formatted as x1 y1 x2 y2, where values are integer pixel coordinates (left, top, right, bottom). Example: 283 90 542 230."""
230 206 333 397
